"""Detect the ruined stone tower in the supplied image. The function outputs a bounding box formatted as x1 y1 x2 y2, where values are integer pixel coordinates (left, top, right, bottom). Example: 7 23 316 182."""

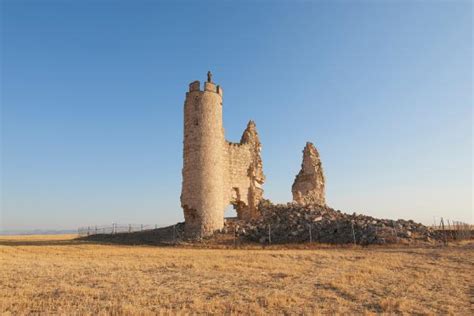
181 73 265 238
292 142 326 206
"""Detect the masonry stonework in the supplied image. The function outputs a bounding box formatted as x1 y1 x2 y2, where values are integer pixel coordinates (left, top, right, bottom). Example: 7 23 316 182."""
176 75 445 246
292 142 326 206
181 76 265 238
225 121 265 220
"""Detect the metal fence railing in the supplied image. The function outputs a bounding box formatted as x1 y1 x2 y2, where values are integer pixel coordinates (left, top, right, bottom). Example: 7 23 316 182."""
78 224 157 237
430 218 473 231
429 218 473 243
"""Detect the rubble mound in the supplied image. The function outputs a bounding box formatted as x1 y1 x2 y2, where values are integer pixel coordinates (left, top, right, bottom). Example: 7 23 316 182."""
234 200 441 245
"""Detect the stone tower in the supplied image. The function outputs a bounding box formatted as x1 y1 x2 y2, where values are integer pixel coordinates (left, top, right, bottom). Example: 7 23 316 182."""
292 142 326 206
181 73 265 238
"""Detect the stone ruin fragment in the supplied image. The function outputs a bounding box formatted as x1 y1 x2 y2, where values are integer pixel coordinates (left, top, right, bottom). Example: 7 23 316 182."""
291 142 326 206
177 75 448 244
180 73 327 239
180 73 265 238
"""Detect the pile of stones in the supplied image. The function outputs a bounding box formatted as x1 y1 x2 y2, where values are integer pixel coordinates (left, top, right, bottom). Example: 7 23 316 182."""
230 200 441 245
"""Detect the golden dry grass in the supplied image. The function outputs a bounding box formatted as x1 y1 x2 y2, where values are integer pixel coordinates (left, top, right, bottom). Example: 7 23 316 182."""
0 235 472 315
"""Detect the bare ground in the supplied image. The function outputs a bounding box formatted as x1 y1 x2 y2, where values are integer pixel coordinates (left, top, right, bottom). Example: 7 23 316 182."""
0 235 472 315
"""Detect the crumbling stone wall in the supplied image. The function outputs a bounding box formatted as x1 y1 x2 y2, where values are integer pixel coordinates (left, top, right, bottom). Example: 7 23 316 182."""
292 142 326 206
179 76 437 245
181 77 265 238
225 121 265 220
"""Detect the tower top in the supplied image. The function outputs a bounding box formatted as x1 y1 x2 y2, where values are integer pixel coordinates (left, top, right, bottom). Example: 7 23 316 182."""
188 73 223 97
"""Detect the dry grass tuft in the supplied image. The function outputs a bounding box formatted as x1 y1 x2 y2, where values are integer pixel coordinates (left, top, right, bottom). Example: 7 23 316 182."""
0 235 472 314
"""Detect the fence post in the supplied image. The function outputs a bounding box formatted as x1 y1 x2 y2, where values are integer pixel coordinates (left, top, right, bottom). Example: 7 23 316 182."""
87 226 90 236
268 224 272 244
440 218 447 245
141 224 143 231
351 221 356 245
392 221 398 243
234 225 237 248
173 225 177 244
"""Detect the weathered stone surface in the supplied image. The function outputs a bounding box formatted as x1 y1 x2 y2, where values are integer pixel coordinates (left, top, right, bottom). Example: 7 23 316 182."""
232 200 443 245
179 74 442 245
292 142 326 206
227 121 265 220
181 75 265 238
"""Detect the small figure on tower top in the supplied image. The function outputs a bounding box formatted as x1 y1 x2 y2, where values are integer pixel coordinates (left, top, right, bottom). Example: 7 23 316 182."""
207 71 213 83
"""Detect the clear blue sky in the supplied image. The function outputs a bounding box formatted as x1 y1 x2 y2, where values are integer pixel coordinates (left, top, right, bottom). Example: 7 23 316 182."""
1 0 472 230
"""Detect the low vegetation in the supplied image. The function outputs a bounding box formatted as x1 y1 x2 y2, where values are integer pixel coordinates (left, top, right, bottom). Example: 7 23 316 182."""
0 235 472 314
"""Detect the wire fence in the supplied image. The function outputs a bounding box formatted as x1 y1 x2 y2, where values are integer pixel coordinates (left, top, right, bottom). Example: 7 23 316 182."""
429 218 473 243
77 224 158 237
77 217 472 245
430 218 473 231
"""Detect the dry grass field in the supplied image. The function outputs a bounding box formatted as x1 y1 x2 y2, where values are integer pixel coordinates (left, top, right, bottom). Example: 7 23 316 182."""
0 235 472 315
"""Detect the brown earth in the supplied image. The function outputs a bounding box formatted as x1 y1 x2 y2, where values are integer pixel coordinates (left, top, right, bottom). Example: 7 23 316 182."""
0 234 472 314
